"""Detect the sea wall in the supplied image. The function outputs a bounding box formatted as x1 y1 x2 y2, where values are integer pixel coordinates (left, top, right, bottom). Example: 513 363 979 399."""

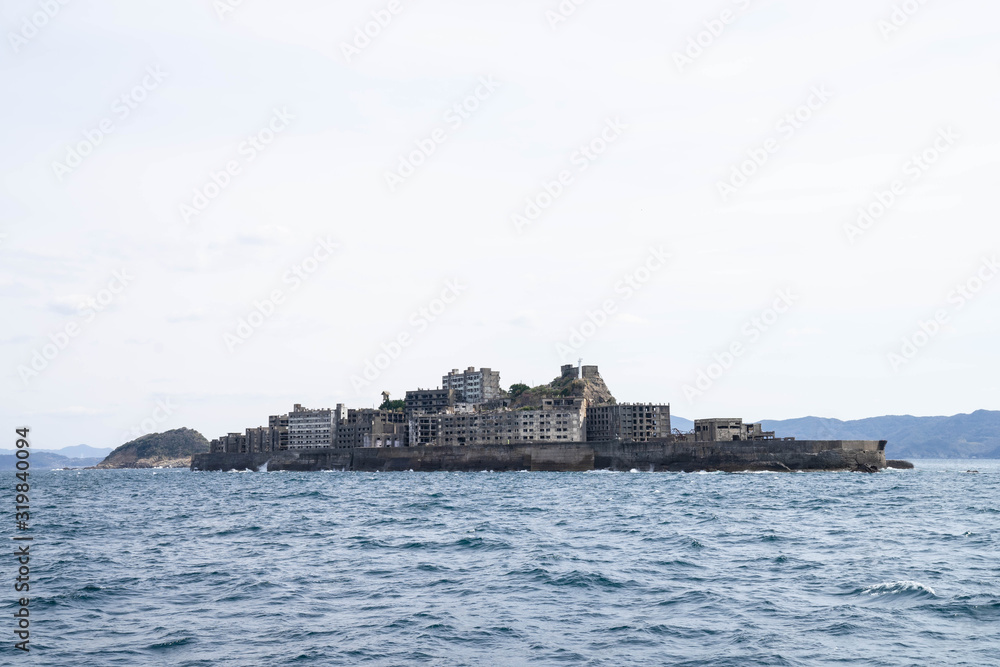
592 439 885 472
191 449 352 472
191 439 886 473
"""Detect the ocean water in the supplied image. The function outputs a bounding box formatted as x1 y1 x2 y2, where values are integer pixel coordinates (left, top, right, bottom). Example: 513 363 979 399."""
5 460 999 666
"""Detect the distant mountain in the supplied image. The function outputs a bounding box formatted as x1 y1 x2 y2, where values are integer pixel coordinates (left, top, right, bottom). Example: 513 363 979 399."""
671 415 694 432
0 452 103 470
0 445 113 459
95 428 209 469
40 444 114 458
670 411 1000 458
753 411 1000 459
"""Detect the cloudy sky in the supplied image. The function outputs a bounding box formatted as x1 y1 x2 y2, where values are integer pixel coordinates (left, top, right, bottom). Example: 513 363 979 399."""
2 0 998 448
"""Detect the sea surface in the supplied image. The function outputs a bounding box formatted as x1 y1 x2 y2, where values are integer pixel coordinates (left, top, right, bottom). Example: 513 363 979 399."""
4 460 999 666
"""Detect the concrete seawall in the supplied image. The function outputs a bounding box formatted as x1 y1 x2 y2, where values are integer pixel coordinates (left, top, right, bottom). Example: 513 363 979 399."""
191 439 887 473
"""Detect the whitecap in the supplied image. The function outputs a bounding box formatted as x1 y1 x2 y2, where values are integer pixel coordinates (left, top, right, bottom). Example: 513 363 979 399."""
858 580 937 597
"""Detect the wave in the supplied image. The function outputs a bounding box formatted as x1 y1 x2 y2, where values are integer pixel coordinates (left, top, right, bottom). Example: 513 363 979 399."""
854 580 937 598
147 636 196 650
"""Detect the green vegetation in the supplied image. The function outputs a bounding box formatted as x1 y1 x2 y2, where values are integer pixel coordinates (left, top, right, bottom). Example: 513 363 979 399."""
508 383 529 399
379 399 406 411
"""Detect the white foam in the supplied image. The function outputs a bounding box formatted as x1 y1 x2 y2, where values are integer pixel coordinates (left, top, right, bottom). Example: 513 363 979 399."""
859 580 937 597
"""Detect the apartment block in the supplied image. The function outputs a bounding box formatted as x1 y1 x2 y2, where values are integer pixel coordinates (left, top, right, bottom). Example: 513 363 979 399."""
405 388 456 415
442 367 501 404
431 397 587 446
586 403 671 442
269 414 289 451
211 431 248 454
288 404 334 449
409 412 443 446
332 408 407 449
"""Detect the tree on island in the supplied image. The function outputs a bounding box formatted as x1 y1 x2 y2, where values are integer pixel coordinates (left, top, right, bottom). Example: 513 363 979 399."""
508 383 530 399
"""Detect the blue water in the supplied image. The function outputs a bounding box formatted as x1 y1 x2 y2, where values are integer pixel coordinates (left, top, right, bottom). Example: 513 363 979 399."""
4 460 999 665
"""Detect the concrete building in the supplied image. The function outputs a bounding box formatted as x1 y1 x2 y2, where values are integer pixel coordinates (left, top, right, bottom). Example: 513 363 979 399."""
559 363 602 381
332 408 407 449
405 388 455 415
586 403 671 442
560 363 580 379
211 418 287 455
425 397 587 447
442 367 501 404
694 418 775 442
269 414 289 451
246 426 271 453
409 413 443 447
288 404 334 449
212 431 248 454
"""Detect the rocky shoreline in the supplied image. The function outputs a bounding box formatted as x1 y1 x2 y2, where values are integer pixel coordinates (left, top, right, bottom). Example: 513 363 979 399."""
89 456 192 469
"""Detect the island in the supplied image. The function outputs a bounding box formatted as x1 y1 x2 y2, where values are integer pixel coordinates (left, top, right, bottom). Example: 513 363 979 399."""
94 428 208 469
191 364 891 473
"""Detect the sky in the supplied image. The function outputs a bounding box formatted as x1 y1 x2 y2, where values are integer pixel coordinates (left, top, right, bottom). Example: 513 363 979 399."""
2 0 998 448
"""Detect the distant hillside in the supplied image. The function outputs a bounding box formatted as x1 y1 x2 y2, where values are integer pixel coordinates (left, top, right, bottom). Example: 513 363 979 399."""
95 428 209 469
0 445 113 459
0 452 103 470
671 416 694 432
755 410 1000 459
43 444 114 458
509 367 615 409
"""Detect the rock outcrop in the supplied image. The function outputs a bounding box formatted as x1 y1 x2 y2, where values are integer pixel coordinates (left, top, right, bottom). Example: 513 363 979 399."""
94 428 209 469
508 364 616 409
